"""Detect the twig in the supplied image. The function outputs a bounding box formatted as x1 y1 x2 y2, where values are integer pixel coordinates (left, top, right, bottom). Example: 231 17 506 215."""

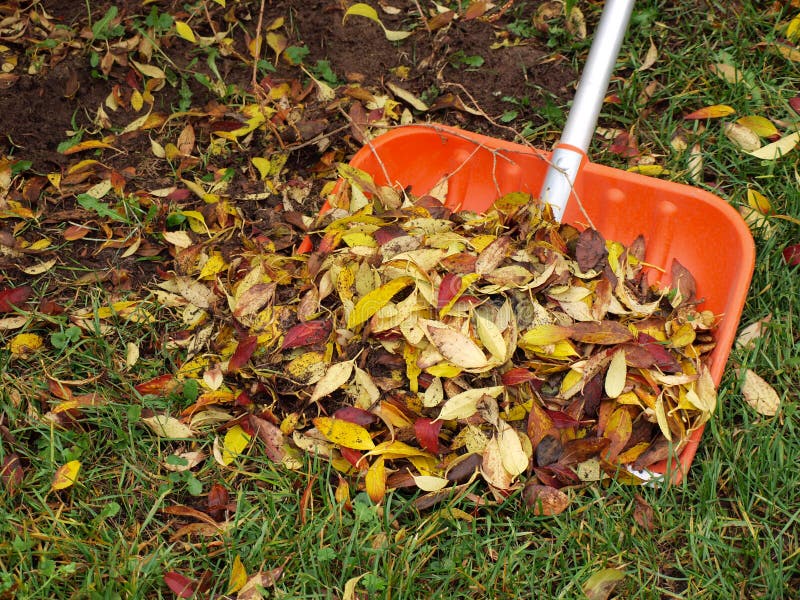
251 0 267 91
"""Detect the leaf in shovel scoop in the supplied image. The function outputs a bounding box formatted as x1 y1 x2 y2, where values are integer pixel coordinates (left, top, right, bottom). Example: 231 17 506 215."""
569 321 633 344
604 350 627 399
423 321 488 369
575 229 607 271
348 276 414 328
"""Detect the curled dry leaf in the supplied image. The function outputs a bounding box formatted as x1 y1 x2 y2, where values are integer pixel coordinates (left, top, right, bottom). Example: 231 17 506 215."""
523 482 569 516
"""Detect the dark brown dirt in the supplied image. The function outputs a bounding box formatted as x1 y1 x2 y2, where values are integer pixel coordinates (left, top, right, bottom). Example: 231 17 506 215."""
0 0 577 290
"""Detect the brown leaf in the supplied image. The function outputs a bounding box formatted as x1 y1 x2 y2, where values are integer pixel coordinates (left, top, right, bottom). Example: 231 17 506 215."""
575 228 607 271
527 401 556 448
1 453 24 493
558 437 610 466
534 434 562 466
569 320 633 344
741 369 781 416
249 414 287 463
670 259 696 307
633 494 655 531
523 482 569 516
475 236 510 274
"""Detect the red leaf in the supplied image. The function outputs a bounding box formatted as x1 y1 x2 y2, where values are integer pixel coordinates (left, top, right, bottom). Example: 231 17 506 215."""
790 96 800 115
0 285 32 313
340 446 365 469
333 406 377 427
437 273 461 309
281 319 332 350
501 368 539 386
609 131 639 157
636 333 680 373
545 409 585 429
164 572 196 598
228 335 257 372
207 483 229 521
134 374 176 395
783 243 800 266
414 417 442 454
1 453 24 493
374 225 405 245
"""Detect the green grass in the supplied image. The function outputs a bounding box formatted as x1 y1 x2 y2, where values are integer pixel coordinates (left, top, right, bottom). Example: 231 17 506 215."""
2 1 799 598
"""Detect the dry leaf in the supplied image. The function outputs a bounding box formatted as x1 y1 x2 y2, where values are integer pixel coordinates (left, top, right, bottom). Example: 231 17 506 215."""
741 369 781 416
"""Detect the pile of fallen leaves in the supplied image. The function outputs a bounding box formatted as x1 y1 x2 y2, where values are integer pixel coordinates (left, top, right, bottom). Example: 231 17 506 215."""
154 167 719 515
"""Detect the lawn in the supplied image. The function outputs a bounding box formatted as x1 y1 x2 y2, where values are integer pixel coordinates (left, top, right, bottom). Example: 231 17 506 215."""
0 1 798 598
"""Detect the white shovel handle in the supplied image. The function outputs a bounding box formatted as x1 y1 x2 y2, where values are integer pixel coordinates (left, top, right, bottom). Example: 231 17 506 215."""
539 0 636 221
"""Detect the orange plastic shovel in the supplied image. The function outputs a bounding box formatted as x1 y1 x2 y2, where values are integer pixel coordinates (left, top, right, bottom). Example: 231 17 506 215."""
303 0 755 481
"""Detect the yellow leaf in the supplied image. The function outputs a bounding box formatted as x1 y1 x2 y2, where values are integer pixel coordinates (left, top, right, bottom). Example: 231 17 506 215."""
199 252 228 280
251 156 270 180
437 386 505 421
227 555 247 595
266 31 287 62
221 425 251 465
342 3 413 41
497 422 528 477
8 332 44 356
365 457 386 503
131 89 144 112
737 115 778 138
51 460 81 491
748 131 800 160
142 414 194 439
683 104 736 120
518 324 572 347
654 396 672 441
425 361 462 378
348 276 415 328
313 417 375 450
476 313 507 362
412 474 449 492
787 16 800 42
178 209 209 234
212 0 225 6
604 349 627 399
626 164 669 176
130 59 166 80
741 369 781 416
309 360 354 403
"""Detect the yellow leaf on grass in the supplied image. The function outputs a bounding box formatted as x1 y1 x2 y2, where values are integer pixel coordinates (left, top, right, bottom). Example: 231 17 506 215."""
227 555 247 595
412 474 449 492
309 360 354 403
8 332 43 356
737 115 778 138
51 460 81 491
684 104 735 120
175 20 197 43
348 276 414 328
342 3 413 41
221 425 251 465
313 417 375 450
749 131 800 160
142 414 194 439
365 457 386 503
741 369 781 416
